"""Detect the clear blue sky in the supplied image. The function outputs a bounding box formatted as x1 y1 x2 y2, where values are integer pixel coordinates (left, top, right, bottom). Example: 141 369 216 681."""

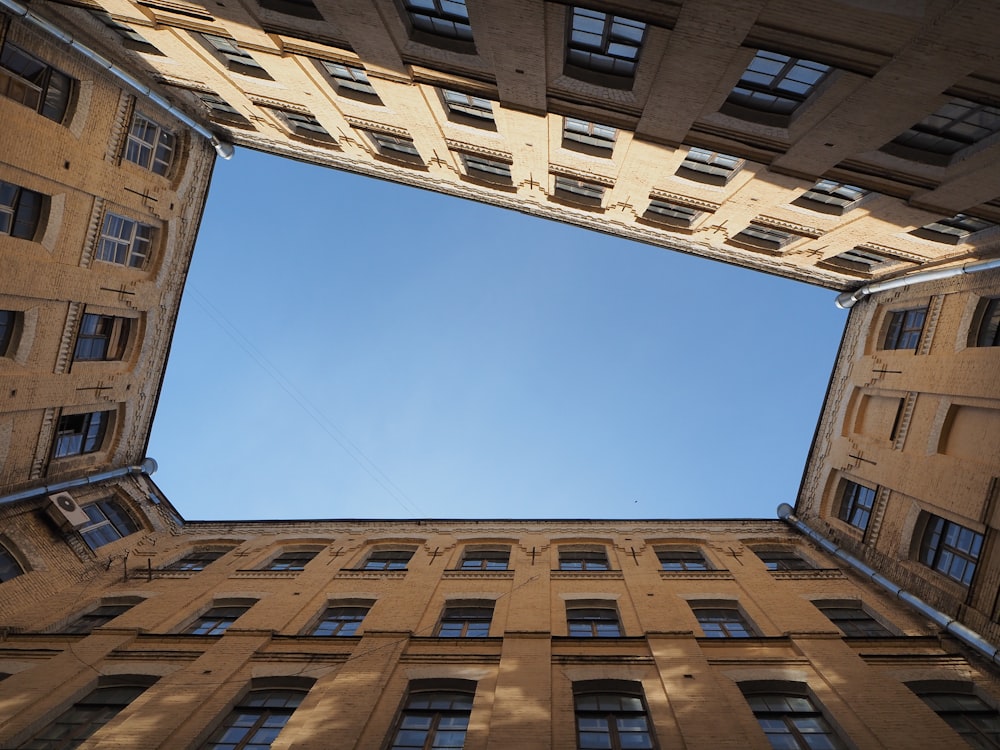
147 147 846 521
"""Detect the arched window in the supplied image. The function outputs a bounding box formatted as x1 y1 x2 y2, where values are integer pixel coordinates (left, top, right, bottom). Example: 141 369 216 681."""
0 542 24 582
23 677 155 748
79 498 140 550
436 602 493 638
908 681 1000 748
309 600 373 636
387 680 476 750
199 682 312 749
740 682 847 749
566 601 621 637
574 680 656 749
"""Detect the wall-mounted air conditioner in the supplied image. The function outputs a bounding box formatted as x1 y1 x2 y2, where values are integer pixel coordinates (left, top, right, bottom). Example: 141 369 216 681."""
47 491 90 529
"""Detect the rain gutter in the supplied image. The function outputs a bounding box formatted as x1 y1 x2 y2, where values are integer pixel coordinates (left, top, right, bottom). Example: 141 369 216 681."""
836 257 1000 309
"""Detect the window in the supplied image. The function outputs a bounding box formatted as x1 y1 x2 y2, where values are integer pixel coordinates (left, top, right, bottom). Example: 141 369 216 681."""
0 42 74 122
96 212 154 268
732 224 795 251
566 7 646 82
566 603 621 637
693 606 755 637
263 549 318 571
913 214 996 244
795 180 868 215
558 547 610 571
820 247 899 276
201 33 272 78
0 542 24 582
270 109 332 141
643 199 700 227
367 131 421 161
461 153 511 182
258 0 322 19
310 604 369 636
62 602 136 634
186 604 252 635
883 308 926 350
574 683 655 750
196 92 251 126
164 550 226 571
387 685 474 750
123 114 175 176
443 89 493 122
79 498 139 550
756 550 812 571
88 10 163 54
1 179 45 239
553 175 606 204
563 117 616 151
657 549 709 571
363 549 414 570
888 98 1000 158
974 298 1000 347
677 147 743 185
321 60 379 98
0 310 14 356
402 0 473 43
742 685 847 750
22 682 151 749
912 686 1000 749
727 51 831 117
838 480 876 531
53 410 111 458
920 515 983 585
459 547 509 570
437 603 493 637
816 603 891 637
74 313 132 361
199 687 308 749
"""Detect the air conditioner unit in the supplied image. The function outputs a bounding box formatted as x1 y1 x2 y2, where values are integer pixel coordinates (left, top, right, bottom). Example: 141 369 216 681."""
47 491 90 529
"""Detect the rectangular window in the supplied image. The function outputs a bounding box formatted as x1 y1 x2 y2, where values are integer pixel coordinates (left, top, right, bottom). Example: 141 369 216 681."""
566 7 646 80
459 548 510 570
164 550 226 571
644 198 700 227
270 108 332 141
821 247 897 276
575 687 654 750
0 42 74 122
817 604 891 637
889 98 1000 157
558 548 609 571
554 175 606 204
74 313 131 362
912 214 995 244
123 114 175 176
884 308 926 350
0 179 45 239
403 0 473 42
657 550 709 571
264 550 318 571
25 684 150 748
838 480 876 531
727 50 830 117
321 60 379 98
96 212 154 268
693 606 755 637
196 92 250 126
915 689 1000 746
89 10 162 55
62 603 135 634
461 153 511 182
367 131 421 160
437 604 493 637
756 550 812 571
54 410 110 458
200 688 306 749
201 33 272 78
443 89 494 121
795 180 868 214
186 605 251 635
920 515 983 586
311 605 369 636
743 688 847 749
567 604 620 637
563 117 616 151
678 147 743 185
733 224 795 251
363 549 414 570
79 499 139 550
388 687 473 750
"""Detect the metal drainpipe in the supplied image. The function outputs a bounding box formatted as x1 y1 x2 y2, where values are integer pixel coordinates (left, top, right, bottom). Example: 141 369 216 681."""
836 256 1000 309
777 503 1000 666
0 457 158 506
0 0 234 159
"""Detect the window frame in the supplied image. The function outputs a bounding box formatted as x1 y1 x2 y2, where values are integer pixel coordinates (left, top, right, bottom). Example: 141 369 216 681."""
656 549 710 571
185 603 253 635
731 224 796 252
458 547 510 571
557 547 611 571
366 130 422 164
262 549 319 571
0 41 74 123
882 308 927 351
566 602 621 637
885 97 1000 163
741 682 848 750
565 7 647 87
837 480 876 531
972 297 1000 347
310 603 370 636
268 107 334 142
23 680 154 749
692 605 756 638
79 498 140 550
362 548 415 571
436 602 494 638
197 684 310 749
912 213 996 245
573 681 657 750
123 113 175 176
0 179 46 240
163 549 227 571
0 541 25 583
96 211 155 269
793 180 868 215
61 601 138 634
73 312 132 362
442 89 494 124
53 409 112 459
88 9 163 55
553 174 607 207
401 0 475 48
200 33 273 79
725 50 831 122
909 682 1000 749
816 602 892 637
643 198 701 228
919 514 983 586
386 682 476 750
677 147 744 186
755 550 813 572
320 59 380 101
562 116 617 153
460 153 512 184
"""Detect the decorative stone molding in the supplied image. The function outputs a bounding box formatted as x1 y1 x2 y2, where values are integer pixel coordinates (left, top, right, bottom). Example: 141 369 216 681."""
648 189 720 212
343 116 409 138
751 215 824 238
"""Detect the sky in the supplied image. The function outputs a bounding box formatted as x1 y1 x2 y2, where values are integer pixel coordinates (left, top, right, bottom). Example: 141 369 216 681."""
147 147 847 521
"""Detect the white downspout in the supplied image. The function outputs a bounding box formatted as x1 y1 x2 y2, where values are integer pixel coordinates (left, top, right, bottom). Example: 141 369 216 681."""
0 0 234 159
836 257 1000 309
777 503 1000 666
0 457 158 506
